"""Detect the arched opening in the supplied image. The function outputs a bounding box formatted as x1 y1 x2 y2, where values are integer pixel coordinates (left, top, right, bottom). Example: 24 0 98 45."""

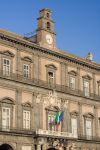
47 22 51 30
47 13 50 18
0 144 13 150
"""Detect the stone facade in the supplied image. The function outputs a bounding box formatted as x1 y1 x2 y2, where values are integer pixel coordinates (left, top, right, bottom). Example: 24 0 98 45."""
0 8 100 150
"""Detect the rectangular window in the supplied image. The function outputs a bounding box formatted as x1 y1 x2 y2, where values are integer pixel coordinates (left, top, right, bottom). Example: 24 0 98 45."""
3 58 11 76
48 72 54 85
69 76 75 90
84 80 90 97
23 64 29 78
86 120 92 139
71 117 78 137
2 107 10 130
48 113 55 131
23 110 30 129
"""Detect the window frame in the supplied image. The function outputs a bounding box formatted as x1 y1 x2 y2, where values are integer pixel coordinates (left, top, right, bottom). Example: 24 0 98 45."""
69 76 76 90
23 64 30 79
84 116 93 139
83 79 90 97
0 98 14 131
23 110 30 130
3 58 11 76
45 64 57 86
70 112 78 138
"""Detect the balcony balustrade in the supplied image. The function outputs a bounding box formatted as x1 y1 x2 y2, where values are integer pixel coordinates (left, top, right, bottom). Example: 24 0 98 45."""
0 70 100 100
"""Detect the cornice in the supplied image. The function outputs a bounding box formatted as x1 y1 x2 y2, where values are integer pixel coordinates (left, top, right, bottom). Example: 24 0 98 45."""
0 29 100 71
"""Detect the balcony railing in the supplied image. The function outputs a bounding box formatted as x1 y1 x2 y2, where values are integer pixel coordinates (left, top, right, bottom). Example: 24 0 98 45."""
0 125 34 135
36 129 75 138
0 71 100 100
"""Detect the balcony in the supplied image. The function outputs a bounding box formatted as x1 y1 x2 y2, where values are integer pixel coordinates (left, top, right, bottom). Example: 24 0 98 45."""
0 71 100 101
36 129 75 139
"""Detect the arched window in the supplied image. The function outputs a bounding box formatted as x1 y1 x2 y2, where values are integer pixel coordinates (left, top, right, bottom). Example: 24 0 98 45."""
47 22 51 30
47 13 50 18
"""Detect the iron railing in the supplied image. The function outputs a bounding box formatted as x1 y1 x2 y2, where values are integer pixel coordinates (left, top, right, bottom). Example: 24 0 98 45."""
0 71 100 100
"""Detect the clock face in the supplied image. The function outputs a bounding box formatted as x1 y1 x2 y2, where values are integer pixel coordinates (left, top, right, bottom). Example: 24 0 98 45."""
46 34 53 45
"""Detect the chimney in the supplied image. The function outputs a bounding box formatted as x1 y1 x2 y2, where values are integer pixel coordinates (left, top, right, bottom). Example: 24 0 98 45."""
86 52 93 61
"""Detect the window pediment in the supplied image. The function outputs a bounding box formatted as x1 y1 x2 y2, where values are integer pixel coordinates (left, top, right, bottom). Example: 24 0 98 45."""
45 64 57 70
70 111 79 116
0 97 15 104
82 75 92 80
22 102 32 108
68 70 77 76
46 105 60 112
21 56 33 63
83 112 94 118
0 50 15 57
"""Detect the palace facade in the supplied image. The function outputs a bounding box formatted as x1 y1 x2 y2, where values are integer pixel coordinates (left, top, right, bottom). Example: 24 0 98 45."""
0 8 100 150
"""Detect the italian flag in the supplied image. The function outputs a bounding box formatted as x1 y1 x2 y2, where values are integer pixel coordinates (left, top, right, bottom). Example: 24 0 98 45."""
55 112 60 129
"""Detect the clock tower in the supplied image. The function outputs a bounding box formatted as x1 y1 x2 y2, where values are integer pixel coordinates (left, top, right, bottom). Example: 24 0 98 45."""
36 8 56 50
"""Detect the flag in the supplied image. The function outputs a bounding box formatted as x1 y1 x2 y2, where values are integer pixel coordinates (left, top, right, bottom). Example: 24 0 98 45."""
55 112 60 129
55 112 60 124
59 111 64 122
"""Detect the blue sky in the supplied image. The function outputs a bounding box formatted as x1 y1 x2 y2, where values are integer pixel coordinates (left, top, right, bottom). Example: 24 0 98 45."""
0 0 100 63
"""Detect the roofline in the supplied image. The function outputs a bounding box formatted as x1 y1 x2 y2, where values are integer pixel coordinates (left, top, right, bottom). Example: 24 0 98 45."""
0 29 100 71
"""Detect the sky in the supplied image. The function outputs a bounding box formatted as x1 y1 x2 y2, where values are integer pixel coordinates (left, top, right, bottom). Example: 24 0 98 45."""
0 0 100 63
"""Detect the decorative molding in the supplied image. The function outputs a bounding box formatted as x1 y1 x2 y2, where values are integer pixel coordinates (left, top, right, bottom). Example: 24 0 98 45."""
82 75 92 80
68 70 77 76
0 97 15 104
21 56 33 63
45 64 57 70
0 50 15 57
22 102 32 107
83 112 94 118
45 105 60 112
70 110 79 116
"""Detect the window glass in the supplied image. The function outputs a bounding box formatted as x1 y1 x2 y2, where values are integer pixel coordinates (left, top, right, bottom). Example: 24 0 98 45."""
71 117 78 137
86 120 92 139
23 64 29 78
69 76 75 90
3 58 11 76
23 110 30 129
84 80 89 96
2 107 10 130
48 112 56 131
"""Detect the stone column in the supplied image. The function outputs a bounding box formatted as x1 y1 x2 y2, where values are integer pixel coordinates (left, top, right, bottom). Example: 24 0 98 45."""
60 62 66 86
16 88 22 129
78 102 83 136
94 106 98 136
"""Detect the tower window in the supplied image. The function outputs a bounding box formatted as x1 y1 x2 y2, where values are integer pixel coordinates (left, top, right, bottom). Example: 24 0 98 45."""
47 22 51 30
47 13 50 18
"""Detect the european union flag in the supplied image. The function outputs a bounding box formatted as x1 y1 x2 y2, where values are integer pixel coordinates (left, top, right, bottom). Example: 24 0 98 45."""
59 111 64 122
